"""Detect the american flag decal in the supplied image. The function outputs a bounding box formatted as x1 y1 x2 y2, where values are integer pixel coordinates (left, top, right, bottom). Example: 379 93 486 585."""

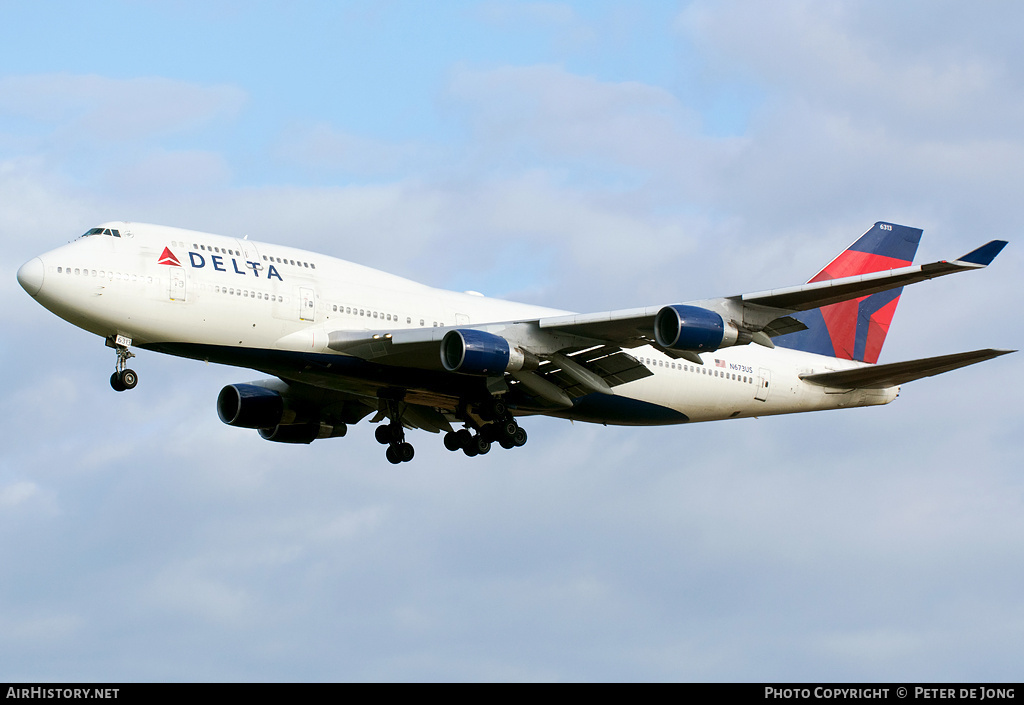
715 359 726 368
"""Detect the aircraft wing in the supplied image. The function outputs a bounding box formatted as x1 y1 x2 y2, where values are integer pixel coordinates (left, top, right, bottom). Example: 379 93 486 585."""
737 240 1008 311
799 349 1015 389
538 240 1008 342
327 328 652 407
321 239 1005 402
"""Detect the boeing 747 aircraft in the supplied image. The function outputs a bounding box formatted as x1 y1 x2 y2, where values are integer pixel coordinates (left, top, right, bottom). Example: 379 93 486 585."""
17 221 1012 463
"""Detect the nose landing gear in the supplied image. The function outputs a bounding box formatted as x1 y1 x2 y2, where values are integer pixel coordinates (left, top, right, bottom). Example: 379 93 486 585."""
107 336 138 392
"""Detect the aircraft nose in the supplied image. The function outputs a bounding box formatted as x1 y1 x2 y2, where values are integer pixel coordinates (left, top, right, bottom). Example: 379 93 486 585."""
17 257 44 297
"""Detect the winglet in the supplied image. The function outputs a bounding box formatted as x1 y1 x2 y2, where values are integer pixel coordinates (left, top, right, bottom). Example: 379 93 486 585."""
957 240 1008 266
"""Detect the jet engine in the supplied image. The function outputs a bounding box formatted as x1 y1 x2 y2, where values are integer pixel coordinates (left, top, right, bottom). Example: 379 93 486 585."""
441 329 538 375
218 382 369 444
654 304 747 352
217 383 288 428
258 422 348 444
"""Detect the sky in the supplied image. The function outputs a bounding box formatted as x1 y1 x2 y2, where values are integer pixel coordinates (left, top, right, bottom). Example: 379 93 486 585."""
1 0 1022 682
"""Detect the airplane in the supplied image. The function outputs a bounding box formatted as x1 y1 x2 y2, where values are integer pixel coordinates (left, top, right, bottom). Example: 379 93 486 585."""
16 220 1012 464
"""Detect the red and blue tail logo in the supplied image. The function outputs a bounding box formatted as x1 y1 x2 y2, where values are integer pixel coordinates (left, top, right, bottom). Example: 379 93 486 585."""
157 247 182 267
774 222 922 363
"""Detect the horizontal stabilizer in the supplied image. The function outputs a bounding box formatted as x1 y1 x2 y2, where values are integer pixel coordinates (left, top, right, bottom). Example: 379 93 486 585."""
958 240 1008 266
800 349 1015 389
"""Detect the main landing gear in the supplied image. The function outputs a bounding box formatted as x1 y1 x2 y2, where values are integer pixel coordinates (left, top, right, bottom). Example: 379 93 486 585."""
108 338 138 392
443 397 528 458
375 420 415 465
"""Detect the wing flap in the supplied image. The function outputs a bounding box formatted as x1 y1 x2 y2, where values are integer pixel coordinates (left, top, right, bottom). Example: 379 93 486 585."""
800 349 1014 389
510 346 652 407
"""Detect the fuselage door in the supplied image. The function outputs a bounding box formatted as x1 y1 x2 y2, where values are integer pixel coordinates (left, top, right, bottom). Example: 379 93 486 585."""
169 267 186 302
300 287 315 322
755 368 771 402
234 238 264 275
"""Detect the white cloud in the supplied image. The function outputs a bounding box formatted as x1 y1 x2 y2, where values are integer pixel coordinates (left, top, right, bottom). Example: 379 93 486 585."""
274 122 439 178
678 1 1024 140
0 481 41 508
0 74 246 143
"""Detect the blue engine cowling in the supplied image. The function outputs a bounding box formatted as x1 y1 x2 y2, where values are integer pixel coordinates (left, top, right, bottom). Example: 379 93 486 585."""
441 329 532 375
654 305 737 352
217 384 285 428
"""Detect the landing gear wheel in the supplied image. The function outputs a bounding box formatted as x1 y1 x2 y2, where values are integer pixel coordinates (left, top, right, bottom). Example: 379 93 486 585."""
500 420 518 440
444 431 462 451
119 369 138 390
375 425 392 445
474 436 491 455
489 398 507 419
397 442 415 463
386 445 402 464
110 372 126 392
480 397 508 421
512 428 528 447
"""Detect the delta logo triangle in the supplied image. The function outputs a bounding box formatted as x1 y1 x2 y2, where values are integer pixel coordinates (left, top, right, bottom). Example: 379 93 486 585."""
158 247 182 267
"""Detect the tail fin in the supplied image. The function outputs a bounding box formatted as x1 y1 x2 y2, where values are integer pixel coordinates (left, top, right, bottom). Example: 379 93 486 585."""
774 221 923 363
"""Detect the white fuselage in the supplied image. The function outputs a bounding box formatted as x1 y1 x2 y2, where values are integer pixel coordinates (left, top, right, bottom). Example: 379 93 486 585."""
21 222 897 426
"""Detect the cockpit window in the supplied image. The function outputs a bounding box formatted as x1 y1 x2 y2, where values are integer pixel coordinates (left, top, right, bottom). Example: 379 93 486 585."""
80 227 122 238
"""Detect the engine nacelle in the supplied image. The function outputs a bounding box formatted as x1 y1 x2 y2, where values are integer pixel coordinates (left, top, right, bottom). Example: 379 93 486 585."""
259 422 348 444
654 304 740 352
217 384 285 428
441 329 537 375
